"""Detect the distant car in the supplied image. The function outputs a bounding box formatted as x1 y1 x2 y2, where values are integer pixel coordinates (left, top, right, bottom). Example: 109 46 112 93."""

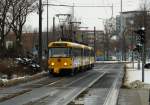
144 63 150 69
22 58 32 65
29 63 41 71
15 58 24 64
15 58 32 65
16 57 41 72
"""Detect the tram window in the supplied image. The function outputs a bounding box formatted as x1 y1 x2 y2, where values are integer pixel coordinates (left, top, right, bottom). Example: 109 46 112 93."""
84 49 92 56
49 48 70 57
78 48 82 56
84 49 88 56
72 48 82 57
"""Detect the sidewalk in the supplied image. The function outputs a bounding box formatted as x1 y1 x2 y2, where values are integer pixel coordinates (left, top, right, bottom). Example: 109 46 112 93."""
118 62 150 105
118 89 149 105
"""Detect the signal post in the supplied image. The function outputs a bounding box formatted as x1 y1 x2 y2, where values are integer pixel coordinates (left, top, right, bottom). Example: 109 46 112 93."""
134 27 145 82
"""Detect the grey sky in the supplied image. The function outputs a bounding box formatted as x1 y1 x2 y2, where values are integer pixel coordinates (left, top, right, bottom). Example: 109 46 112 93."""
25 0 140 31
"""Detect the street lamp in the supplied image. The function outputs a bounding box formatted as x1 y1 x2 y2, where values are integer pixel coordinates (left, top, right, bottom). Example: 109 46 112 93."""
46 0 49 70
53 16 55 39
38 0 42 64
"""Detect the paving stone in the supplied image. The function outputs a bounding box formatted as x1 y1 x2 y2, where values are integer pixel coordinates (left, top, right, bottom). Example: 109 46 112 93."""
118 89 149 105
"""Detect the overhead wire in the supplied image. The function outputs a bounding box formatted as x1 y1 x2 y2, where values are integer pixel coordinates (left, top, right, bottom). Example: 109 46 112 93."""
43 0 115 29
102 0 110 18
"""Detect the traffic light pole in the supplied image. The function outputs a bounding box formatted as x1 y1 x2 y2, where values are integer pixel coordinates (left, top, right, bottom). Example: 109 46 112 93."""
142 45 144 82
141 27 145 82
94 27 96 61
134 27 145 82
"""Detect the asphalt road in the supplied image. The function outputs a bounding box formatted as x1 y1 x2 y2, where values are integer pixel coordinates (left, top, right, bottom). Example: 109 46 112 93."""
0 63 124 105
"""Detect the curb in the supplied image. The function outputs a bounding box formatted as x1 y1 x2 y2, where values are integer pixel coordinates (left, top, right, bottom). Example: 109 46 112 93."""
0 71 48 87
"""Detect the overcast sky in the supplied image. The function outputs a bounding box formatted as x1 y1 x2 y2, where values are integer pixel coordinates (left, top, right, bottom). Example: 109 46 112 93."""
25 0 141 31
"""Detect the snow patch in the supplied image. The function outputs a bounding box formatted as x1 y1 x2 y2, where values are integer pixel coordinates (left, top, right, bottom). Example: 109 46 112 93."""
124 62 150 89
0 71 47 87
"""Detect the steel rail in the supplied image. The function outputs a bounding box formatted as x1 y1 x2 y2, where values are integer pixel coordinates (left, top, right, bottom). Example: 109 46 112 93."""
103 69 124 105
63 72 106 105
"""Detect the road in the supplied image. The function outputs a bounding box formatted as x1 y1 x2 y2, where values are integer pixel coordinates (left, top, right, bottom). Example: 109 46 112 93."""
0 63 124 105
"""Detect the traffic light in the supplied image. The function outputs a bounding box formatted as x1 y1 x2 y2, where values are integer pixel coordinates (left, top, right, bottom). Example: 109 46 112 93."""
133 44 142 52
134 28 145 45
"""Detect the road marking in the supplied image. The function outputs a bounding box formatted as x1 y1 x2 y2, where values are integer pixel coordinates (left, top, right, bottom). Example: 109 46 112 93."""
46 78 65 87
103 70 123 105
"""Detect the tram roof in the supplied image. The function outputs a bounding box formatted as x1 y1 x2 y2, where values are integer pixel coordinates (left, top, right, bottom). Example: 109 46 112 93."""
48 41 93 50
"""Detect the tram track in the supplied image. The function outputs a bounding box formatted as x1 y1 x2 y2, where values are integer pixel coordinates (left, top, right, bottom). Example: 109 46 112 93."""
68 64 124 105
22 71 106 105
0 63 124 105
0 69 105 105
0 66 103 103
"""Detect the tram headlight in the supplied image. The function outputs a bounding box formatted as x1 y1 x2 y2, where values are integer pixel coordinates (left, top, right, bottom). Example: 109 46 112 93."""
64 62 67 66
51 62 55 66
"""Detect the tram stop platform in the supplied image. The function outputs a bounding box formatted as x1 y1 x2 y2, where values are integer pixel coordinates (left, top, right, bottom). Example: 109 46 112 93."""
117 89 149 105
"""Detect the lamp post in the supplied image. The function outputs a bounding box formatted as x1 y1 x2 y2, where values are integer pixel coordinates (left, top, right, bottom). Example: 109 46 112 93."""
120 0 124 61
46 0 49 70
53 16 55 39
38 0 42 64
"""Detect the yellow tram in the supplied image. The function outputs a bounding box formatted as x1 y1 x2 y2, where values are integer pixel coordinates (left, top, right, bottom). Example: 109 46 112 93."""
48 41 95 76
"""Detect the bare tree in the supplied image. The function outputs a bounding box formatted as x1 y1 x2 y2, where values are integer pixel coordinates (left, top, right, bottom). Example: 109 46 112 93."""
0 0 11 50
9 0 38 49
103 18 116 60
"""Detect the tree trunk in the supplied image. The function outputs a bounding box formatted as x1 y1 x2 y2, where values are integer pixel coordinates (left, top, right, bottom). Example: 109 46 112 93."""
15 30 23 55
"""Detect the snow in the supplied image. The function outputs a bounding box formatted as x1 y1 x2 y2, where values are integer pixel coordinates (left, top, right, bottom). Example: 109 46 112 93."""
126 62 150 84
0 71 47 87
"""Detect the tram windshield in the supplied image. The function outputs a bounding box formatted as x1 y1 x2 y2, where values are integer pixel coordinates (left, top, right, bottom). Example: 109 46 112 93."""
49 48 70 57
